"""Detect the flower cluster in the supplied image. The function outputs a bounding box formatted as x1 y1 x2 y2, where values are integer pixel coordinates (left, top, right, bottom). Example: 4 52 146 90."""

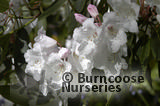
25 27 71 96
25 1 142 97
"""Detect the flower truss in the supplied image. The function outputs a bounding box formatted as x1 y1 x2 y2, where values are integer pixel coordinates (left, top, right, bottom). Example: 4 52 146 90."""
24 0 160 98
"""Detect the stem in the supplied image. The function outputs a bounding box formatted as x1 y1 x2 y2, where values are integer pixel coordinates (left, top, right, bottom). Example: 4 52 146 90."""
137 93 149 106
0 13 40 36
140 0 145 16
8 15 34 19
158 61 160 78
81 0 88 13
106 93 114 106
97 16 102 26
67 0 79 13
145 23 148 33
150 23 160 39
10 9 20 28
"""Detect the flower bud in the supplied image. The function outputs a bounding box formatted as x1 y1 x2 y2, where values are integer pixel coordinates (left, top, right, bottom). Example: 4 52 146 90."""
87 4 99 18
74 13 87 24
95 23 101 27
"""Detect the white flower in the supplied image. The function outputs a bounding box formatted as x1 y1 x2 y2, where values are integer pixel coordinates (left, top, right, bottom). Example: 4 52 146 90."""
107 0 139 33
123 19 139 33
79 56 93 71
25 27 72 96
73 18 100 43
58 47 71 59
24 2 135 97
110 29 127 53
45 53 71 83
65 39 72 49
70 18 101 74
68 51 93 74
70 11 130 77
108 0 140 19
24 43 44 81
77 41 96 56
121 58 128 69
35 27 57 50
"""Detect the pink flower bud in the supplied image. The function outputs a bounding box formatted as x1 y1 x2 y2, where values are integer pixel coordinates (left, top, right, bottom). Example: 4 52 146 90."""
87 4 99 18
74 13 87 24
95 23 101 27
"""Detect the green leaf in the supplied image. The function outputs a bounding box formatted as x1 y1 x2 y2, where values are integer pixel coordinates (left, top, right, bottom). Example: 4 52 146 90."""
137 0 140 5
98 0 108 15
39 0 66 20
137 40 150 64
70 0 87 12
151 63 159 80
151 62 160 91
14 28 29 85
42 0 54 7
0 34 10 63
151 38 160 61
66 10 77 34
0 85 29 106
0 0 9 12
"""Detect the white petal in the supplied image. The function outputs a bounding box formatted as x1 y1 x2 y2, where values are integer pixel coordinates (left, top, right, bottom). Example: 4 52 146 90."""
40 80 48 96
123 20 139 33
58 47 71 59
157 15 160 23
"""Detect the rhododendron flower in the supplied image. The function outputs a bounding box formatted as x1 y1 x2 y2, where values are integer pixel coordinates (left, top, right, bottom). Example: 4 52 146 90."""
24 3 140 97
25 27 72 96
110 29 127 53
108 0 140 19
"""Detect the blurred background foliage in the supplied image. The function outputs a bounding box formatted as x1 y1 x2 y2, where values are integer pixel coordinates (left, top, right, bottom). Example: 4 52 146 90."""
0 0 160 106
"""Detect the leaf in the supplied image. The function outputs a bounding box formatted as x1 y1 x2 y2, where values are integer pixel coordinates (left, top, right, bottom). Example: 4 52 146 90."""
136 0 140 5
39 0 66 20
151 38 160 61
0 0 9 12
38 17 47 30
70 0 87 12
0 85 29 106
0 34 10 47
42 0 54 7
137 40 150 64
151 63 160 91
66 10 77 34
152 79 160 91
98 0 108 15
151 63 159 80
0 34 10 63
14 28 30 86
